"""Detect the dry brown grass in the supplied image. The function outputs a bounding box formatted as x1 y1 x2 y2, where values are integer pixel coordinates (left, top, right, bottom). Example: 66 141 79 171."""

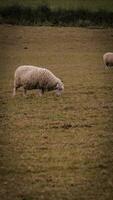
0 25 113 200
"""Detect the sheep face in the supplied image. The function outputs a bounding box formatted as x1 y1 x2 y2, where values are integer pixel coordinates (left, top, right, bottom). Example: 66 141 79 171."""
55 82 64 96
103 53 113 68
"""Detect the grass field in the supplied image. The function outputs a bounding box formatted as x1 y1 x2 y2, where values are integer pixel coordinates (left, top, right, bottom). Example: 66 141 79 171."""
0 25 113 200
0 0 113 11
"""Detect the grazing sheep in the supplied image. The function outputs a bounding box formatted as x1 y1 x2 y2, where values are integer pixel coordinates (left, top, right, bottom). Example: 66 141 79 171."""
103 52 113 67
13 65 64 96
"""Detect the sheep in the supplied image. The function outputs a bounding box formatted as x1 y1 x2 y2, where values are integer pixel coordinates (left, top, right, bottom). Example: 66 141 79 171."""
103 52 113 67
13 65 64 97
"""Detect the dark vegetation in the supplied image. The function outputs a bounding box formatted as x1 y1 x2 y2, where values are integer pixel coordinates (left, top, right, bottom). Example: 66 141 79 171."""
0 5 113 27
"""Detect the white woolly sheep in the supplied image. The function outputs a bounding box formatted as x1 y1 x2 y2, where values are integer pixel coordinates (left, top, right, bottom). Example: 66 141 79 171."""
13 65 64 96
103 52 113 67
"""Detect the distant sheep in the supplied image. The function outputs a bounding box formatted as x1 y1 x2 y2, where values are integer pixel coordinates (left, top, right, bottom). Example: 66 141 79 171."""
13 65 64 96
103 52 113 67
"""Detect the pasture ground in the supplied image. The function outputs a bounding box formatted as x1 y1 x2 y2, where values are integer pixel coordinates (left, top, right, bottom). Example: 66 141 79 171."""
0 25 113 200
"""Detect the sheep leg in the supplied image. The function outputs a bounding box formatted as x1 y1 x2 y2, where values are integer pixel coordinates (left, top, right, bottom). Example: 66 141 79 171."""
13 87 16 96
13 80 17 96
23 88 27 97
105 65 108 69
105 64 109 70
13 85 19 96
37 89 44 97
